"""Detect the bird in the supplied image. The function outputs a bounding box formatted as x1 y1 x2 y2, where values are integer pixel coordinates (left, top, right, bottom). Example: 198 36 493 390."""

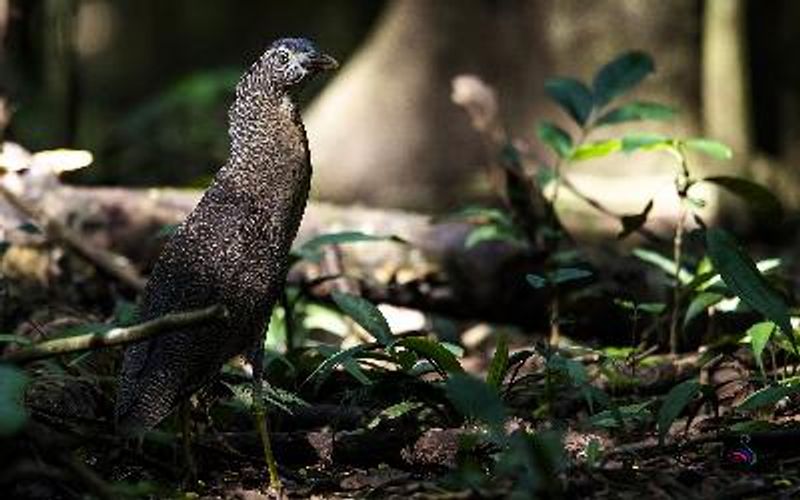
115 37 337 489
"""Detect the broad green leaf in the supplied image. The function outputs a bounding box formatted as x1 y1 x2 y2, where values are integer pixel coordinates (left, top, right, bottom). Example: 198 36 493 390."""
618 200 653 239
486 333 509 388
526 274 548 289
597 101 676 125
683 292 725 327
445 374 506 427
0 365 29 437
702 176 783 221
17 222 42 234
465 223 525 249
621 133 670 153
705 228 793 337
367 401 424 429
537 121 573 158
683 138 733 160
570 139 621 161
746 321 776 374
396 337 463 374
657 379 701 444
592 51 655 107
331 291 393 346
544 77 594 125
441 206 514 225
637 303 666 315
294 231 403 262
736 384 800 412
305 344 371 390
633 248 693 284
550 267 593 285
685 259 780 294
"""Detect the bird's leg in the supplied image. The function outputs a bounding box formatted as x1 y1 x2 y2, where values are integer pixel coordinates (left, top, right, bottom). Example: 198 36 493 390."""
180 400 198 486
249 341 282 491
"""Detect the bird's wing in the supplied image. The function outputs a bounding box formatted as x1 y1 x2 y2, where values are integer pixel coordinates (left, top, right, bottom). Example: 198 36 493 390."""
116 192 255 429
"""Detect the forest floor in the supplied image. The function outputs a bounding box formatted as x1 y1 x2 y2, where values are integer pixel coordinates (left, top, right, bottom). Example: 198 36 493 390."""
3 188 800 499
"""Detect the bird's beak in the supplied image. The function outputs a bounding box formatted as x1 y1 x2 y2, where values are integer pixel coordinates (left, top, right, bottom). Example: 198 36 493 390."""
305 52 338 72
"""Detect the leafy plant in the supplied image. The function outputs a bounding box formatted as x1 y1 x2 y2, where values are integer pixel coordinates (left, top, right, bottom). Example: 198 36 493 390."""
0 364 29 437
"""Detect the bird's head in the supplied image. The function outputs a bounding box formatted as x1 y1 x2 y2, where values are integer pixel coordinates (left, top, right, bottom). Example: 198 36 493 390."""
244 37 337 95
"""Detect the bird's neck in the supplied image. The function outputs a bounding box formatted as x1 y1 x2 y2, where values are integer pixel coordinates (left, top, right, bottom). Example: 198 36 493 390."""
219 91 309 197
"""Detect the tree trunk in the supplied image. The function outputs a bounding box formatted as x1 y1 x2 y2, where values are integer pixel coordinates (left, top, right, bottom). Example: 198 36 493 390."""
305 0 551 211
702 0 751 163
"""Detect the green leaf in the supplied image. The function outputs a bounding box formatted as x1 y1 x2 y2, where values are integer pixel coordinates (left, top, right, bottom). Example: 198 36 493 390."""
592 51 655 107
445 374 506 427
683 292 725 327
570 139 621 161
0 334 33 346
396 337 463 374
486 333 509 388
294 231 403 262
331 291 394 346
17 222 42 234
746 321 776 374
637 303 666 315
465 223 525 249
544 77 594 125
683 138 733 160
550 267 593 285
526 274 548 289
657 379 701 444
536 121 573 158
0 365 29 437
621 133 671 153
441 206 514 225
736 384 800 412
548 354 589 386
155 224 178 238
702 176 783 221
305 344 372 390
633 248 693 284
590 401 653 429
705 228 793 337
618 200 653 239
596 101 676 125
367 401 424 429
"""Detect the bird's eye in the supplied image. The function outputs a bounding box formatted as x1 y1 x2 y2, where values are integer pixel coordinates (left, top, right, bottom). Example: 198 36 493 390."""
276 50 290 65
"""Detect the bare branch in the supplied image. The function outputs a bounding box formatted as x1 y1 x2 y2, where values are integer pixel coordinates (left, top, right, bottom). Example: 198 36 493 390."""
4 304 228 363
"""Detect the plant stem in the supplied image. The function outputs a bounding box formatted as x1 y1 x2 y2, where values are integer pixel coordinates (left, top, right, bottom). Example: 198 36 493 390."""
669 146 692 354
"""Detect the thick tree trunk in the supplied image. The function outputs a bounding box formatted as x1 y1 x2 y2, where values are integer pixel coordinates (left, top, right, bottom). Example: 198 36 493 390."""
305 0 551 210
702 0 751 163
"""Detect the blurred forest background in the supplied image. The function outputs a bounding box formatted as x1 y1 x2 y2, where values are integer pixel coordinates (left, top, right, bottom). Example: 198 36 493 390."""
2 0 800 215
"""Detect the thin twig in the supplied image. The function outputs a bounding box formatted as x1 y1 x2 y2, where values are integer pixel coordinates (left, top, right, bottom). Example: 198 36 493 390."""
4 304 228 363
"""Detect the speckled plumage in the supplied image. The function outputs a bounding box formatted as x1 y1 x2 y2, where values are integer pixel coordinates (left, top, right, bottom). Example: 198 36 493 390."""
116 38 336 431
